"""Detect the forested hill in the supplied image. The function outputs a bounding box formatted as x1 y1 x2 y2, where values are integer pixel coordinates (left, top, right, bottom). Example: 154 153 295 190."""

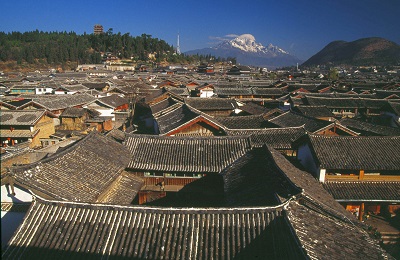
302 37 400 67
0 30 206 67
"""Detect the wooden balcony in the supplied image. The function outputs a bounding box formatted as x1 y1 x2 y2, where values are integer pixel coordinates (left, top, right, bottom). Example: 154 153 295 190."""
326 174 400 181
144 176 199 186
363 175 400 181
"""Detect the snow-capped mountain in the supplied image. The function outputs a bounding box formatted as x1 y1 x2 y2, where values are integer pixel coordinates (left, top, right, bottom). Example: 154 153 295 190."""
185 34 301 68
217 34 289 55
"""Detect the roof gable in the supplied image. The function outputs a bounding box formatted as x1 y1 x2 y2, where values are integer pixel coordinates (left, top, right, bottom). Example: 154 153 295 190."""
314 122 360 136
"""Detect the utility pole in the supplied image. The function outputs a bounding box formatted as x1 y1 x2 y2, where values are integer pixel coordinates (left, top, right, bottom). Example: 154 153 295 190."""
176 33 181 55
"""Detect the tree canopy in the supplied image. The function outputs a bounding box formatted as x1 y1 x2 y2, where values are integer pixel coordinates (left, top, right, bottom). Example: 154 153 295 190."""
0 30 218 66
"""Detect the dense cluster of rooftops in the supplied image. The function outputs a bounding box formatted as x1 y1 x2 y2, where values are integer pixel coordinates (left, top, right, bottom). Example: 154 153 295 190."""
1 66 399 259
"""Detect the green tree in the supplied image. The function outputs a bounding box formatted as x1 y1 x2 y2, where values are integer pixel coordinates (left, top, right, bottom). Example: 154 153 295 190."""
329 68 339 81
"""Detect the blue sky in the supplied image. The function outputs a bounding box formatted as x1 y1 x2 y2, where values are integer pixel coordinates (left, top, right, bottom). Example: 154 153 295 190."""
1 0 399 60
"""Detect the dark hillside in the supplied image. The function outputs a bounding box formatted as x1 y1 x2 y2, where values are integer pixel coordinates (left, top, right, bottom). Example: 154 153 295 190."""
302 37 400 66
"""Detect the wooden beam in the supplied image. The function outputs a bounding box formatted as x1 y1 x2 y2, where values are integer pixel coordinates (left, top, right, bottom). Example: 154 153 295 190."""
359 169 364 180
359 202 365 221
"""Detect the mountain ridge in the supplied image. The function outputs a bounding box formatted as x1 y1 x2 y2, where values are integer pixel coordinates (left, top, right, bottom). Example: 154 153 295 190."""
302 37 400 67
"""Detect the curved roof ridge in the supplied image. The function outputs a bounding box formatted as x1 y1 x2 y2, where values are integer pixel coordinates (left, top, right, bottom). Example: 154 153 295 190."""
124 133 250 140
326 180 400 183
227 125 305 131
313 121 360 135
308 132 400 139
267 110 290 120
299 194 362 227
33 195 291 213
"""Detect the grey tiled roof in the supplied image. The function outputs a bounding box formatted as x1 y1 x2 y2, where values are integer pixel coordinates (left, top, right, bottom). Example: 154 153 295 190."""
339 118 400 136
220 148 297 206
124 135 251 173
105 128 127 142
286 201 392 260
185 97 237 111
307 134 400 170
53 72 87 78
81 82 109 89
215 87 253 96
226 126 306 149
111 85 139 95
59 84 89 92
267 147 353 218
303 96 360 108
267 148 394 259
150 97 180 115
252 127 306 149
215 114 272 129
323 181 400 201
239 102 270 115
251 87 286 96
223 147 392 259
167 87 189 96
2 145 393 259
97 94 128 108
29 93 96 111
0 110 46 125
269 111 331 132
295 105 334 118
304 96 390 110
60 107 87 118
214 87 286 97
375 90 400 99
3 198 303 259
10 132 132 202
154 104 199 135
359 98 389 109
302 92 377 99
98 171 144 204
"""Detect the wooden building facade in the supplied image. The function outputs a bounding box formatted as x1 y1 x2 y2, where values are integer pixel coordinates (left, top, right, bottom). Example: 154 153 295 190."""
296 134 400 221
124 134 251 204
0 110 56 148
